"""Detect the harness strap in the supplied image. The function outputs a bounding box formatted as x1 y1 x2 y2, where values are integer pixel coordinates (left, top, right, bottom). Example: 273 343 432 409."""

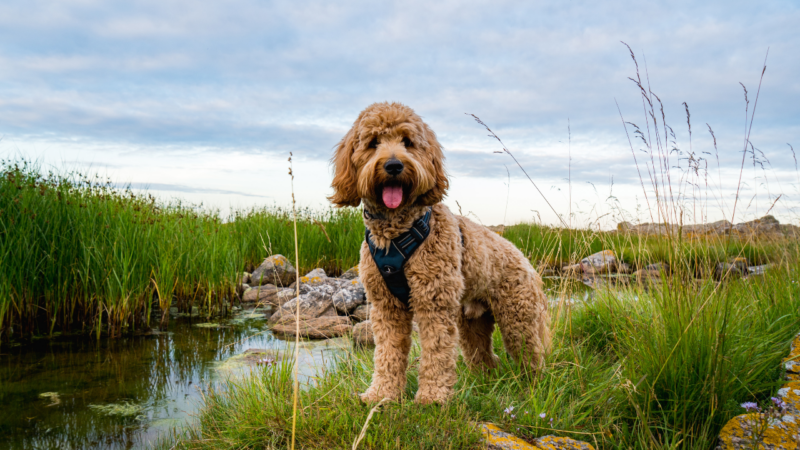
365 209 431 305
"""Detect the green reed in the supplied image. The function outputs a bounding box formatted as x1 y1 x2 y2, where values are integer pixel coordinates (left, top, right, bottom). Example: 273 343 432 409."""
0 160 362 343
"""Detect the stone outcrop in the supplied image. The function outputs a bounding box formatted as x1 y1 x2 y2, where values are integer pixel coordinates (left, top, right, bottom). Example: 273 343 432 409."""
250 255 297 287
242 284 279 304
352 320 374 348
271 316 353 339
480 423 595 450
332 279 366 314
580 250 616 274
617 215 799 239
351 303 370 322
268 290 336 324
340 266 359 280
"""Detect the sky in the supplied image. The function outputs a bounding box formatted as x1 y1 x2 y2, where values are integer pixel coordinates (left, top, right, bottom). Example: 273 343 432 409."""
1 0 798 227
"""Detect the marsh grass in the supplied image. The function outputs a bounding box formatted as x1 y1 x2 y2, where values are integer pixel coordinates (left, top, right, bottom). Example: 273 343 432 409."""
160 266 800 450
0 159 362 343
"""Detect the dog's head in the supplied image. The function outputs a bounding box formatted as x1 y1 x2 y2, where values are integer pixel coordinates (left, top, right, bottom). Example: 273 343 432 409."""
329 102 448 210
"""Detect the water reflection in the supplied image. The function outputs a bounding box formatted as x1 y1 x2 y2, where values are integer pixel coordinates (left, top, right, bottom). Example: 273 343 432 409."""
0 310 344 450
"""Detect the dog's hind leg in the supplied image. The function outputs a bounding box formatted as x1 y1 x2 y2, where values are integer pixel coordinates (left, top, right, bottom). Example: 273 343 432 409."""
457 307 499 370
360 300 414 404
492 271 551 370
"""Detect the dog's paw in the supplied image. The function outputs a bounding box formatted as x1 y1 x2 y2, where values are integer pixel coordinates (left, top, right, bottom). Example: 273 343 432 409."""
358 389 397 405
413 389 451 405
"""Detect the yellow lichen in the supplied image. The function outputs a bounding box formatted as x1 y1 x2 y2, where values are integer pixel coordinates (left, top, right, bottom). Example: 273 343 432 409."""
535 436 595 450
480 423 540 449
718 413 800 449
779 382 800 413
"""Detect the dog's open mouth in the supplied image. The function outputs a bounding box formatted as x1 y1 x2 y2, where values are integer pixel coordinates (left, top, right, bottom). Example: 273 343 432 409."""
380 182 404 209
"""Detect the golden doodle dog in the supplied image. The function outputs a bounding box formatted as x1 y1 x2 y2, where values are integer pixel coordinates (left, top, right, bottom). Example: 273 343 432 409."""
329 102 551 404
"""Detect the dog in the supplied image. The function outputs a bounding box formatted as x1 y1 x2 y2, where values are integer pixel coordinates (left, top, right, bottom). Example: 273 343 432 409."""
329 102 550 404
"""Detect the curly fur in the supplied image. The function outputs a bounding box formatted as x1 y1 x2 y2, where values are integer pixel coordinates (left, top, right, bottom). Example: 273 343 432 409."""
330 102 551 404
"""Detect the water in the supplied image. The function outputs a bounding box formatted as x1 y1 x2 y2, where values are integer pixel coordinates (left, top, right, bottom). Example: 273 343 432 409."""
0 308 347 450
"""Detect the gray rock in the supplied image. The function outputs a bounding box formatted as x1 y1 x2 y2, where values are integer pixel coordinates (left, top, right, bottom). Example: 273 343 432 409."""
748 264 770 276
272 316 353 339
352 320 374 348
332 280 366 314
303 268 327 279
351 303 370 322
580 250 616 274
250 255 297 287
269 290 336 324
242 284 279 304
340 266 360 280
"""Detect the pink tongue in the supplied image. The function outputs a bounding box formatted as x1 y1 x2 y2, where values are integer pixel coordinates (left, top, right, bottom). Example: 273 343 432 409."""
382 185 403 209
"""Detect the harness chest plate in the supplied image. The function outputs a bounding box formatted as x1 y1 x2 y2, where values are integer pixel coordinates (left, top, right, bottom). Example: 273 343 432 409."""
365 209 432 305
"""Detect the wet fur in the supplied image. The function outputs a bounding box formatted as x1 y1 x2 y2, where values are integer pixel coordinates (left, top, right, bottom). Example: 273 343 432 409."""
329 102 551 404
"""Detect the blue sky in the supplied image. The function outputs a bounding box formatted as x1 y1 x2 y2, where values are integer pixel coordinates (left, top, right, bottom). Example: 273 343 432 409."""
1 0 798 226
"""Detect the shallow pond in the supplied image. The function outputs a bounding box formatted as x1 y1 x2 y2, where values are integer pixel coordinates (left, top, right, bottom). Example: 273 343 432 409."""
0 308 348 450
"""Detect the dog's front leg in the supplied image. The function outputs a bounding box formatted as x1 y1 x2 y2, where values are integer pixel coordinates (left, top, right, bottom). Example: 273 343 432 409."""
413 299 459 405
360 298 414 404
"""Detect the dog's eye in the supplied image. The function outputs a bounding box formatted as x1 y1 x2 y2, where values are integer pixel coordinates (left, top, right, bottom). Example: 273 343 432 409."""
402 136 413 148
368 138 378 149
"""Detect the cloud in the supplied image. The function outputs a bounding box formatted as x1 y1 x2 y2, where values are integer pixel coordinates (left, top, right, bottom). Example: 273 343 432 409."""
0 0 798 224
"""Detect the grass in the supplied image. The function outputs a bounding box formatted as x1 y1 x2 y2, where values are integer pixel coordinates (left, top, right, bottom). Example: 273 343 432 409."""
0 159 364 343
160 267 800 449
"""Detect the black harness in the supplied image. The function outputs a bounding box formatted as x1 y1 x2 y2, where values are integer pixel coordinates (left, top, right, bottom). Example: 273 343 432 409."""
365 209 432 305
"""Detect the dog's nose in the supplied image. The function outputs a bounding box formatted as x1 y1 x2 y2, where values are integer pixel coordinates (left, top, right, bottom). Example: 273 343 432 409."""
384 159 404 176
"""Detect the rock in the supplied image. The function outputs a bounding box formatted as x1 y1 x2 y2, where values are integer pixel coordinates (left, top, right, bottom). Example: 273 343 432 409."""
716 413 800 449
633 268 661 283
290 277 348 294
645 262 669 273
351 303 370 322
683 220 733 237
617 262 632 274
748 264 771 276
778 382 800 414
784 337 800 375
340 266 360 280
480 423 537 449
303 268 327 279
240 272 251 285
332 279 367 314
562 264 583 277
617 221 632 232
352 320 374 348
581 250 616 274
269 290 337 324
242 284 279 304
732 215 783 237
271 316 353 339
275 289 299 305
715 258 748 281
250 255 297 287
534 435 596 450
540 268 557 277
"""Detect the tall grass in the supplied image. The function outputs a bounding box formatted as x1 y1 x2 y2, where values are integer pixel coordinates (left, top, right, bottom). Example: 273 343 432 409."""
0 160 362 343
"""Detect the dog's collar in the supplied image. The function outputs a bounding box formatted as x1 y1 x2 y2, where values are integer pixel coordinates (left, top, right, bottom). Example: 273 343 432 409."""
365 208 432 306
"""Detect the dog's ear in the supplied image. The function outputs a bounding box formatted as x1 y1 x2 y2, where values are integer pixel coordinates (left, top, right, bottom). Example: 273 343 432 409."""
416 123 449 206
328 126 362 207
